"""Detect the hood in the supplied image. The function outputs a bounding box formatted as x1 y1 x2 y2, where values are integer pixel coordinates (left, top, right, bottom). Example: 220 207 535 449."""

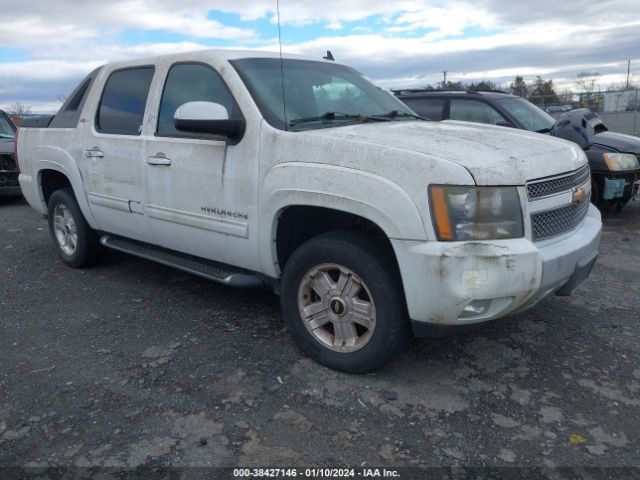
592 131 640 155
302 120 586 185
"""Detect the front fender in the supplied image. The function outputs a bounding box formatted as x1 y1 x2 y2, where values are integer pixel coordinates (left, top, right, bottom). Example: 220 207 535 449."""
259 162 426 277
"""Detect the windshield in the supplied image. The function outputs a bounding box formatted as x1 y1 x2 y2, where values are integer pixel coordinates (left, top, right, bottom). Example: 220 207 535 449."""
0 113 15 140
495 97 555 132
231 58 416 131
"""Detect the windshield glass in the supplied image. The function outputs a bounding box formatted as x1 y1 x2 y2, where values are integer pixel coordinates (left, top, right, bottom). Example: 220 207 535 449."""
495 97 555 132
0 113 15 140
231 58 416 131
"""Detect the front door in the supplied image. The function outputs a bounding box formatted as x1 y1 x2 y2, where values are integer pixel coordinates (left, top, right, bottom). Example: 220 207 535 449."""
143 61 256 269
83 66 155 243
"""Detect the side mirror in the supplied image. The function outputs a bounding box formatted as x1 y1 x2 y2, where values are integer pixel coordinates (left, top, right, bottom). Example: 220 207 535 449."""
174 101 245 139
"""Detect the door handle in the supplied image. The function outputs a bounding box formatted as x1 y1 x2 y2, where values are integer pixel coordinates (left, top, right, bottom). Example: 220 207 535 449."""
146 153 172 166
85 147 104 158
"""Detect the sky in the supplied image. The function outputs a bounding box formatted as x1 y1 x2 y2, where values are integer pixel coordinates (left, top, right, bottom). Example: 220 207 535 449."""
1 0 639 113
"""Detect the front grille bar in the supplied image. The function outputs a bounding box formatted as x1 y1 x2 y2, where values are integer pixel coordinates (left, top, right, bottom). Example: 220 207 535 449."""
527 164 590 200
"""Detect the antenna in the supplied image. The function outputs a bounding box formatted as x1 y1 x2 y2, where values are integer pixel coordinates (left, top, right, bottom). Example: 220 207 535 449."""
276 0 287 130
323 50 334 61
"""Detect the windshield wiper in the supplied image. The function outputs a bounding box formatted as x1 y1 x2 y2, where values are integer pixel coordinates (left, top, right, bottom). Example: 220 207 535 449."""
535 127 552 133
0 133 14 139
288 111 391 127
370 110 427 121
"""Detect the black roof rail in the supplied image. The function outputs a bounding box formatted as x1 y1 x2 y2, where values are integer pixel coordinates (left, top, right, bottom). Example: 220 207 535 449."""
390 88 438 94
472 89 510 94
392 88 511 96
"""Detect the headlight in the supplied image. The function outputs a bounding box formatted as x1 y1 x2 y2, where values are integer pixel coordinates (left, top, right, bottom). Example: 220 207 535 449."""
429 186 523 241
603 153 639 171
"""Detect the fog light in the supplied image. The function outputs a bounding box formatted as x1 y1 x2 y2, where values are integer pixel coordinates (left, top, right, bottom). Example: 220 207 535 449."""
459 299 492 318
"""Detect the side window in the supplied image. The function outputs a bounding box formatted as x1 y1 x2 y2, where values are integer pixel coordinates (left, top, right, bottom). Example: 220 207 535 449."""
96 67 154 135
401 97 445 120
449 99 507 125
157 63 241 137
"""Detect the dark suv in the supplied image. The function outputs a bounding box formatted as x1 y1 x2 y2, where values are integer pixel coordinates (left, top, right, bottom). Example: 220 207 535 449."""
394 90 557 132
395 90 640 211
0 110 20 198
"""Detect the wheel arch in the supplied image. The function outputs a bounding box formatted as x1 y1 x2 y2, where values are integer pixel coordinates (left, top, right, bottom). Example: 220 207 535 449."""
35 154 98 228
274 205 399 272
258 163 426 278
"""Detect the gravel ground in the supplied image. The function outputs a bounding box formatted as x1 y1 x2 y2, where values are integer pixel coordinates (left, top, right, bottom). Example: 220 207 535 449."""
1 197 639 479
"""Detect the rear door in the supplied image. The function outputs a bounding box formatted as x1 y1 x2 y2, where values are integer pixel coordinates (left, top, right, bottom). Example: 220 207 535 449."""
83 66 155 242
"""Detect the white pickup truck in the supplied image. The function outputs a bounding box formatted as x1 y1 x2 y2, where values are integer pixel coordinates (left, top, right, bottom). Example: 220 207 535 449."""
17 50 601 373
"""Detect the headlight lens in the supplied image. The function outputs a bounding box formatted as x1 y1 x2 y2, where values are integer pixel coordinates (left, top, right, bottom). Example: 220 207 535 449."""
430 186 523 241
603 153 640 171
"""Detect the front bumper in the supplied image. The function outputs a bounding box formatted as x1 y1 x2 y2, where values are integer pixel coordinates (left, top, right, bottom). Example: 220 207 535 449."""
0 171 21 197
391 204 601 335
596 170 640 202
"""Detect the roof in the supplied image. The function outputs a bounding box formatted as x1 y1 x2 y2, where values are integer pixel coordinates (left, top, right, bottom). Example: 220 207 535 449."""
105 48 340 71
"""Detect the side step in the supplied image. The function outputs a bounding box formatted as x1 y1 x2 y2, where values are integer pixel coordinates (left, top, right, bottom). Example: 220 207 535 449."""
100 235 264 288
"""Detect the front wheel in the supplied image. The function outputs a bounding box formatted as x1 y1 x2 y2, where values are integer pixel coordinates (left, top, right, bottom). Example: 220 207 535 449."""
280 231 409 373
590 179 600 206
48 188 102 267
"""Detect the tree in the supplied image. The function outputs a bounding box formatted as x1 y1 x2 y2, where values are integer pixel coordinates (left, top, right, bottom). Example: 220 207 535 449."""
605 81 636 92
528 76 558 106
468 80 498 92
576 72 600 95
557 89 574 104
6 101 31 116
576 71 601 109
509 75 528 97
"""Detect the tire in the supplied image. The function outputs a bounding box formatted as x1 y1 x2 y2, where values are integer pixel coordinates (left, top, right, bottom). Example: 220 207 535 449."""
280 231 409 373
47 188 101 268
590 179 600 206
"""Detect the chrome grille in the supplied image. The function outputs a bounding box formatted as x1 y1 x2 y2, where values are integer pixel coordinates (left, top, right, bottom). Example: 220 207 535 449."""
0 153 19 187
531 200 589 241
527 165 590 200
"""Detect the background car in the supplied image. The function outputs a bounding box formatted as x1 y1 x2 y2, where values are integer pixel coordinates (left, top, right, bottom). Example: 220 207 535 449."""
545 105 572 114
0 109 21 198
625 100 640 111
395 90 640 211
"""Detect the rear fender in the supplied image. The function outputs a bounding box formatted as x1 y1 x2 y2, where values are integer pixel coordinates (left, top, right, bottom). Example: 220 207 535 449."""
34 146 98 228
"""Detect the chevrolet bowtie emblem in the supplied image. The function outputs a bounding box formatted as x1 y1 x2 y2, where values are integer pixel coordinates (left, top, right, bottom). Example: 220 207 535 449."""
572 186 587 204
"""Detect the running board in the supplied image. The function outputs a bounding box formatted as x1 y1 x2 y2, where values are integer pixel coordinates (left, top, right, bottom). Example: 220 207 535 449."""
100 235 264 288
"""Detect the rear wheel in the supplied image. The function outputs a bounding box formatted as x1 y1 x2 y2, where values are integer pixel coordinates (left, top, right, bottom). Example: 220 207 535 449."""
280 231 409 373
48 188 101 267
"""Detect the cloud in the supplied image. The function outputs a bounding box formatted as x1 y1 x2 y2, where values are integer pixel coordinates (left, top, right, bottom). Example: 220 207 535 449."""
1 1 640 111
0 1 258 47
388 4 494 36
